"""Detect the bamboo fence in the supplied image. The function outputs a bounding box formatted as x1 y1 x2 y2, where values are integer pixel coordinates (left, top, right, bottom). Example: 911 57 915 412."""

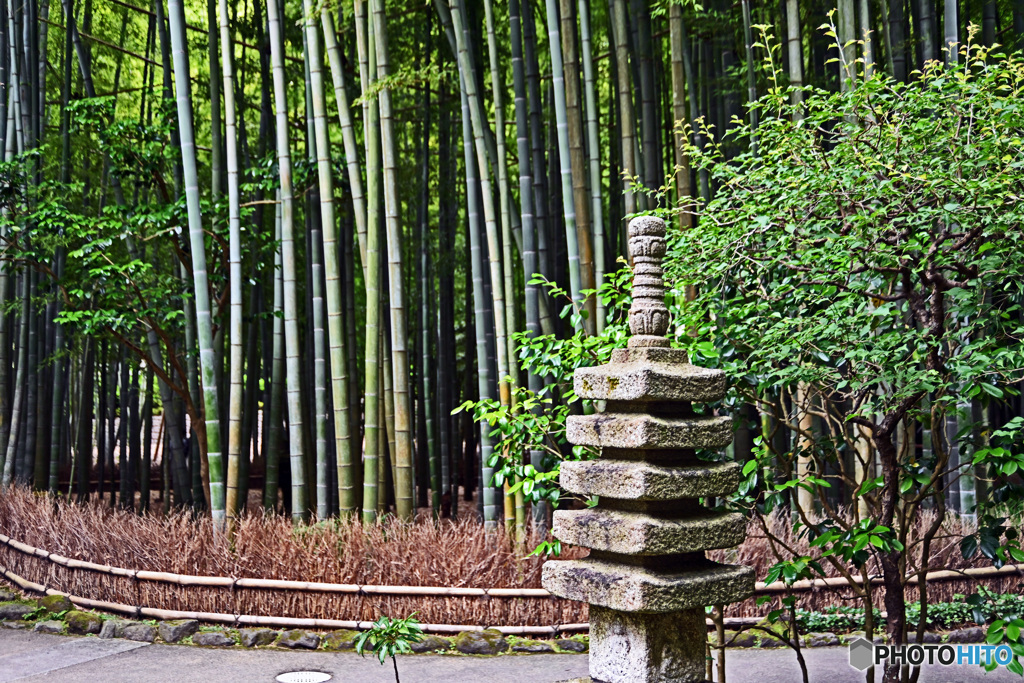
4 531 1024 634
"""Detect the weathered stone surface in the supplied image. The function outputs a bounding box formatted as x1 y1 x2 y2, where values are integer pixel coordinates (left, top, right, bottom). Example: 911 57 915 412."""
511 639 554 653
99 619 129 639
122 623 157 643
3 620 29 629
806 632 839 647
0 590 17 602
566 413 732 450
194 631 235 647
410 635 451 653
66 610 102 635
239 628 278 648
38 594 73 614
560 459 742 501
590 605 706 682
542 215 750 682
158 619 199 643
552 508 745 555
575 351 726 403
542 558 754 613
277 629 321 649
454 629 509 655
626 216 671 347
910 632 942 644
321 629 359 651
556 638 588 653
33 620 64 634
948 627 984 643
728 631 758 648
0 603 33 620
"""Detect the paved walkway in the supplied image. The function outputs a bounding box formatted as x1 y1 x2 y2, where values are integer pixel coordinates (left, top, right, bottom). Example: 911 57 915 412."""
1 629 1021 682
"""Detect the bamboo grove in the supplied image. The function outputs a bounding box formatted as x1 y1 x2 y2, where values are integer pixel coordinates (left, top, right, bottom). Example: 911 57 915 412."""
0 0 1020 532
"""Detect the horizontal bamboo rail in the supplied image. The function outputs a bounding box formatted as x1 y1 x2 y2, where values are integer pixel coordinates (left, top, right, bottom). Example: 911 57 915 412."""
2 532 1022 635
0 564 587 636
3 532 1019 598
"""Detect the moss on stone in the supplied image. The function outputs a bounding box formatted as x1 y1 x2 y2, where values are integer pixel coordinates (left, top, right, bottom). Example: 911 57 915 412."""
66 610 102 635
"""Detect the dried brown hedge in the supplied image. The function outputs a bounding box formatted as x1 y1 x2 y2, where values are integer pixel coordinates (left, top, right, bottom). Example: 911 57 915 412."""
1 487 1019 625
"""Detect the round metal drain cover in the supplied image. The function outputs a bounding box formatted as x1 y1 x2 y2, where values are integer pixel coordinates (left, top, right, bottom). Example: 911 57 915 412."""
275 672 332 683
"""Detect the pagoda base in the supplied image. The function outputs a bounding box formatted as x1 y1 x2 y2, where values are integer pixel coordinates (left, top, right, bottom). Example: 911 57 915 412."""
590 605 709 683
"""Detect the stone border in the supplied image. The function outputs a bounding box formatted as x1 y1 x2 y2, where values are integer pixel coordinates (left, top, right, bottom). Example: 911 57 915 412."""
0 563 586 636
0 586 590 656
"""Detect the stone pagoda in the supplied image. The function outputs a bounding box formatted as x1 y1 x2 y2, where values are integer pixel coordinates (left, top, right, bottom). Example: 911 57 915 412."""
542 215 754 683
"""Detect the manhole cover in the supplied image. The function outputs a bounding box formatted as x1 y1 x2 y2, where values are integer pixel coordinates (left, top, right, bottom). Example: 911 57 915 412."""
275 672 332 683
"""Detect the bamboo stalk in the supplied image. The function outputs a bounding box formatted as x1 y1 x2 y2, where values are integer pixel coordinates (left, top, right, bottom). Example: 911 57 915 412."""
217 0 242 530
371 0 414 521
266 0 308 521
168 0 224 529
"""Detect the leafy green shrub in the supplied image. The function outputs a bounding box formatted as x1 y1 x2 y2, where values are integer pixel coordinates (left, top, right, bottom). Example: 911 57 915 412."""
796 605 879 633
355 614 424 683
794 589 1024 633
668 27 1024 650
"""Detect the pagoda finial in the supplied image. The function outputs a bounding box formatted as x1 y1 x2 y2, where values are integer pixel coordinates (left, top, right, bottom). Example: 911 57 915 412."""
627 216 670 348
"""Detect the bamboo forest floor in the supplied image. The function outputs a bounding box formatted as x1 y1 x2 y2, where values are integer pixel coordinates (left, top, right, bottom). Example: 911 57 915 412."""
2 629 1021 683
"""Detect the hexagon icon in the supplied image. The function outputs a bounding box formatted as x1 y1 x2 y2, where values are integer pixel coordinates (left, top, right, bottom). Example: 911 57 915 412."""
848 637 874 671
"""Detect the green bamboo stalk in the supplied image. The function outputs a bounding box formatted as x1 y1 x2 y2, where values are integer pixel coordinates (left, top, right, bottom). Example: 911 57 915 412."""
21 271 36 487
740 0 759 150
579 0 604 331
322 11 367 270
207 0 221 198
47 251 66 493
370 0 414 520
217 0 243 528
264 192 285 512
415 49 435 513
141 364 153 513
74 339 94 503
482 0 519 391
305 0 353 519
0 0 7 160
300 24 330 520
266 0 309 521
460 83 499 527
434 91 453 519
609 0 636 218
542 0 583 319
449 0 511 407
167 0 224 528
632 0 659 196
360 0 382 522
1 273 28 488
118 351 129 506
559 0 594 326
510 0 547 530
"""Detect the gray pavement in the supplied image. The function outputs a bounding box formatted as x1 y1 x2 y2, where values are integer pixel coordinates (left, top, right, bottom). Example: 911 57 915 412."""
1 629 1021 683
